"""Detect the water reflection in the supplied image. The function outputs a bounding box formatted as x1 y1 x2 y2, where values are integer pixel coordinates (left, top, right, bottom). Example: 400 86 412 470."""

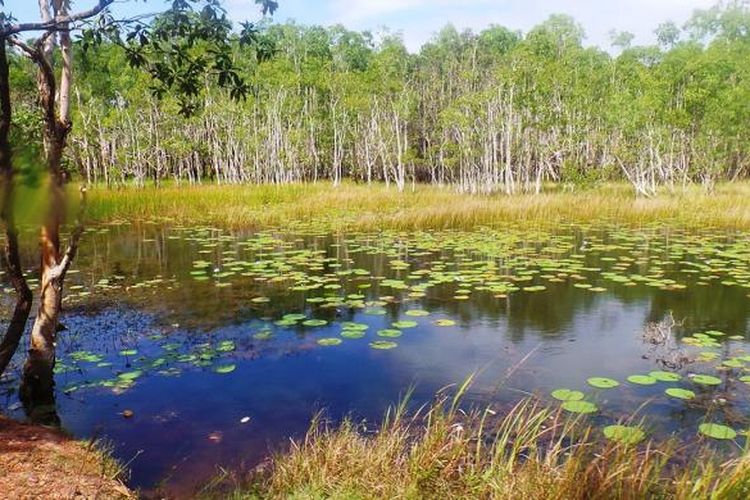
0 222 748 494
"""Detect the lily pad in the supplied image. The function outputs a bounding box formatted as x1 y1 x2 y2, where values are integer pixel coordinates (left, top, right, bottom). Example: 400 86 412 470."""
665 388 695 400
392 320 418 329
433 319 456 327
377 329 403 338
699 423 736 440
303 319 328 327
627 375 657 386
317 338 343 346
691 374 722 386
561 400 598 414
369 340 397 350
551 389 584 402
649 371 681 382
214 364 236 374
587 377 620 389
341 330 366 339
603 425 645 445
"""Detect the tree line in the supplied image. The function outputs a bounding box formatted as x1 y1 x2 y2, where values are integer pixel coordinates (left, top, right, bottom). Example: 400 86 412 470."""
8 1 750 195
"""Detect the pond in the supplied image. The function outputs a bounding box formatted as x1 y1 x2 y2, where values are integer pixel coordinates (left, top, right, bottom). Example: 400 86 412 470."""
1 221 750 495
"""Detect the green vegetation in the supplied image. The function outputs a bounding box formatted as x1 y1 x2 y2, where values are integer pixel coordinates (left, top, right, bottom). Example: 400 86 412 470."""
80 182 750 230
213 396 750 499
7 2 750 195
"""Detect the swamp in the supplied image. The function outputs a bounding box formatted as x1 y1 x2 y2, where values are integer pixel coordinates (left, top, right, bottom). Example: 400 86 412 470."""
2 0 750 498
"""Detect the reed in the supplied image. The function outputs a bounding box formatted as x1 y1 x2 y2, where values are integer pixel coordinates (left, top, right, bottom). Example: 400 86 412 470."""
78 182 750 232
212 391 750 499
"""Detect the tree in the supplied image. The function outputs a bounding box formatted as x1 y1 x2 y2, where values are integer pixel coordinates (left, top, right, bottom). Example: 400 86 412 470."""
0 0 278 423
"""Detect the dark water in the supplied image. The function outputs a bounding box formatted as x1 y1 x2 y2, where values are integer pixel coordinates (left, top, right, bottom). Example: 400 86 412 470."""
1 222 749 495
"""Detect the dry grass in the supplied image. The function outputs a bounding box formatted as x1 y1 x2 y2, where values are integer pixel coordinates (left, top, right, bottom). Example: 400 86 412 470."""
213 390 750 500
0 416 133 499
78 182 750 231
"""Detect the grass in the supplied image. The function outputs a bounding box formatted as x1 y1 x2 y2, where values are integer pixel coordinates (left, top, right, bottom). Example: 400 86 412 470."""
74 181 750 231
207 387 750 500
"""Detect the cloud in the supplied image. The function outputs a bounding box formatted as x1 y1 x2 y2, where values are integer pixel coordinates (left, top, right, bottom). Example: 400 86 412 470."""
225 0 720 52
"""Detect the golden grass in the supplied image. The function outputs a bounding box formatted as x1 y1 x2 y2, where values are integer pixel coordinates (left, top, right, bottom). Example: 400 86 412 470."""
211 391 750 500
77 182 750 231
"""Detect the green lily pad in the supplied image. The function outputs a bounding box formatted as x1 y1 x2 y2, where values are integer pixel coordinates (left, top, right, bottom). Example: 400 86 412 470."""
117 370 143 381
627 375 657 385
317 338 343 346
119 349 138 356
603 425 645 445
665 388 695 400
691 374 722 386
392 320 418 329
377 329 403 338
341 330 366 339
214 364 236 374
217 340 236 352
649 371 682 382
551 389 584 402
369 340 397 350
699 423 736 440
405 309 429 317
303 319 328 327
587 377 620 389
561 400 598 414
433 319 456 327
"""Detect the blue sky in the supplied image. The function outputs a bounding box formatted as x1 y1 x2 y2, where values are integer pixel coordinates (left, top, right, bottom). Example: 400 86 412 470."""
4 0 717 51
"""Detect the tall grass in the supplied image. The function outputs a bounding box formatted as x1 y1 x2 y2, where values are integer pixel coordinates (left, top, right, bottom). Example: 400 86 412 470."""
211 389 750 499
79 182 750 231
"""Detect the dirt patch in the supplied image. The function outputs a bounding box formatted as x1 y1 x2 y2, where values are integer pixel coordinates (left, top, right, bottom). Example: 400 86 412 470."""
0 415 133 499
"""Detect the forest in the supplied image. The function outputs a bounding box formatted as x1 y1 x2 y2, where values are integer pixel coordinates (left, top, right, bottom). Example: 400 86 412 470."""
8 2 750 196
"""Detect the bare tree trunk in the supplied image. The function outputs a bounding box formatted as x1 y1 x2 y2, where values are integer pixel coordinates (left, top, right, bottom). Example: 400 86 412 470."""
0 40 33 377
17 0 84 423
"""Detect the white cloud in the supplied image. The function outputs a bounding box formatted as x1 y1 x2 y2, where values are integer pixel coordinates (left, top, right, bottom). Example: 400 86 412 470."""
226 0 721 51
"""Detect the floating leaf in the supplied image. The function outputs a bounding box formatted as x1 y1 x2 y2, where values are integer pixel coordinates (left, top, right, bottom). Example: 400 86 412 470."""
433 319 456 327
405 309 429 317
627 375 657 386
370 340 397 350
691 374 722 386
119 349 138 356
551 389 584 402
665 388 695 400
341 330 366 339
214 364 236 374
561 400 598 414
303 319 328 327
649 371 682 382
392 320 418 329
318 338 342 346
587 377 620 389
699 423 736 440
603 425 645 445
377 329 403 338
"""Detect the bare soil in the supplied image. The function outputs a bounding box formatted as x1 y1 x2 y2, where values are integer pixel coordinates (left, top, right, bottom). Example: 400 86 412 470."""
0 415 133 499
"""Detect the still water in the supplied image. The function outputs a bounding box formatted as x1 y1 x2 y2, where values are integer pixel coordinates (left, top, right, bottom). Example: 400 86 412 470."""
1 222 749 494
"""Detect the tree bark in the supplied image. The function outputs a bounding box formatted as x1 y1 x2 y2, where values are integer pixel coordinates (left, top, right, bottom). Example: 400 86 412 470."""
0 40 34 377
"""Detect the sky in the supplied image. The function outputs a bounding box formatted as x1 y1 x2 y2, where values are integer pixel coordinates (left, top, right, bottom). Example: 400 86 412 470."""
4 0 719 51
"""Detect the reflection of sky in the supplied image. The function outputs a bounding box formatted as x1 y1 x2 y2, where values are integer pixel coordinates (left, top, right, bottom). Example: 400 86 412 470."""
2 224 750 494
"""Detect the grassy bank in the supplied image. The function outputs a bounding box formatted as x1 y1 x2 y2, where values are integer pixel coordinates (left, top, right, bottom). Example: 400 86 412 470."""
214 395 750 499
79 182 750 231
0 416 132 498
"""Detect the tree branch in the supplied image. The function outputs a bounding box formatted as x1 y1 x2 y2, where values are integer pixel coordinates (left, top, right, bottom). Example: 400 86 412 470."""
1 0 114 38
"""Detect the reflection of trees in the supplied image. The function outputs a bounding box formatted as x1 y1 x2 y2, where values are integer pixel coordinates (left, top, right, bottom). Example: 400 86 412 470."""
12 226 748 342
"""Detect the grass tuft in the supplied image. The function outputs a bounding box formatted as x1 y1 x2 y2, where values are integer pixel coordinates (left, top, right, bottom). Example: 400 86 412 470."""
206 392 750 499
